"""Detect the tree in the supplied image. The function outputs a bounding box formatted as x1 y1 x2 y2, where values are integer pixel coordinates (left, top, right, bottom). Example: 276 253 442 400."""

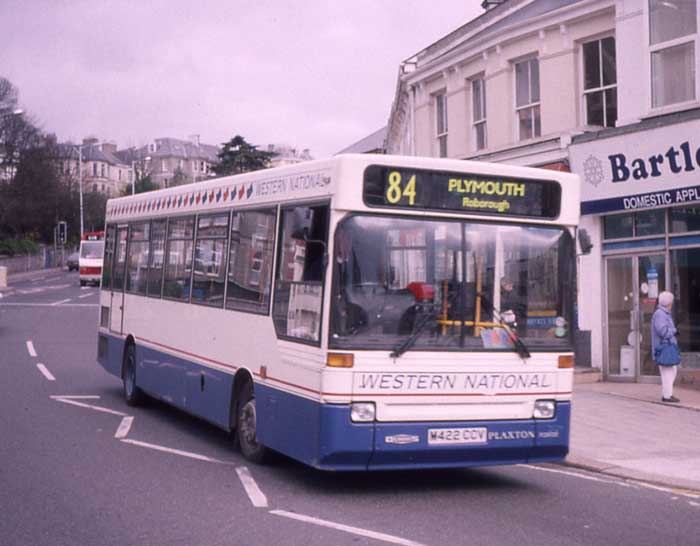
122 174 159 196
0 77 42 180
213 135 276 176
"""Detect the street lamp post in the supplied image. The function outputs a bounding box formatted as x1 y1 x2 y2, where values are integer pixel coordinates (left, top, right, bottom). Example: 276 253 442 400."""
75 145 85 239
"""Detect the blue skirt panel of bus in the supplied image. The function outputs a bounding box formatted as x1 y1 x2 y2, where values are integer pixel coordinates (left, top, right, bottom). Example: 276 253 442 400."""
97 332 234 429
98 332 570 470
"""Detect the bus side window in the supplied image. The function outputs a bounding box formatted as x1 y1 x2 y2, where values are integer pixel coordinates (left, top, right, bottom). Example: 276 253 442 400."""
102 225 116 289
273 204 329 342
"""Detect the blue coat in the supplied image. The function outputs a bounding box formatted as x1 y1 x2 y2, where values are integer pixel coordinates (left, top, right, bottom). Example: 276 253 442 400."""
651 307 677 360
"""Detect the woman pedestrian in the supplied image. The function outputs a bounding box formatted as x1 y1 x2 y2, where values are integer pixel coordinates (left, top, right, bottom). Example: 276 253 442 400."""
651 291 681 403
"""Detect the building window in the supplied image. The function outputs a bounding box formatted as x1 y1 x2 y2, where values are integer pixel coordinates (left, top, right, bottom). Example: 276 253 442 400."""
435 92 448 157
649 0 697 108
515 58 540 140
471 77 487 150
92 163 97 177
583 37 617 127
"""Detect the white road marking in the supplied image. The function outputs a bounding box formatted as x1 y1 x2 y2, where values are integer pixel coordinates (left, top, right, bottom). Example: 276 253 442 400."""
26 340 37 357
114 416 134 439
0 303 98 308
50 395 100 400
270 510 426 546
51 298 72 306
36 363 56 381
520 464 700 499
689 501 700 507
120 439 229 464
52 396 128 417
235 466 268 507
78 292 95 299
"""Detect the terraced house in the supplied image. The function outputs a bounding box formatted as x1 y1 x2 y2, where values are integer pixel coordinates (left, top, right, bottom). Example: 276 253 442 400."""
386 0 700 387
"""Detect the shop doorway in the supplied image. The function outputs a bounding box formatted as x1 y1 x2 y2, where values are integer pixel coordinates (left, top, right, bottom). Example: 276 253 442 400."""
605 253 665 380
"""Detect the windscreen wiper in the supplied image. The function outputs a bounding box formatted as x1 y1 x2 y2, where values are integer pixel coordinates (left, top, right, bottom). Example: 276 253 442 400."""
390 309 435 358
479 293 531 359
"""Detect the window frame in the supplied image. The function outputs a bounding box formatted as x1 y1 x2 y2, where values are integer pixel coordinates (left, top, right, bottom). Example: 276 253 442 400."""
471 76 487 151
581 35 618 128
272 200 331 347
514 57 541 141
434 91 448 157
647 0 699 111
146 218 168 299
125 220 151 296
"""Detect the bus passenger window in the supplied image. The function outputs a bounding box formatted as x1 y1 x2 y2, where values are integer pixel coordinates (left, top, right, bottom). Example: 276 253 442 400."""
126 222 150 295
273 205 329 342
163 216 195 301
226 208 276 314
102 225 116 289
147 220 167 298
192 213 229 308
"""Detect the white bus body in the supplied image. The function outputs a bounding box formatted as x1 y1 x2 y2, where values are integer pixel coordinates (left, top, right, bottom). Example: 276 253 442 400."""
97 154 580 470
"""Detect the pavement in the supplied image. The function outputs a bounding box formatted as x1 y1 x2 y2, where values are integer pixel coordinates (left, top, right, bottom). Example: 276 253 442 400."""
568 377 700 493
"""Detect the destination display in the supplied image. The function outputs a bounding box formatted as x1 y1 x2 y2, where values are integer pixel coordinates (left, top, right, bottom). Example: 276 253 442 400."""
363 165 561 219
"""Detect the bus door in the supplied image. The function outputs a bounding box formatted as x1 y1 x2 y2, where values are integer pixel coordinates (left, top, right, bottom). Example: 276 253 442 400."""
109 226 129 335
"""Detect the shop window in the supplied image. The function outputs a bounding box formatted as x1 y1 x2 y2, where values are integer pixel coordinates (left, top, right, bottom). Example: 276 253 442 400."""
603 213 633 239
192 213 229 307
670 206 700 232
515 58 540 140
226 208 276 314
672 248 700 354
634 209 665 236
583 37 617 127
273 204 329 343
649 0 697 108
126 222 150 295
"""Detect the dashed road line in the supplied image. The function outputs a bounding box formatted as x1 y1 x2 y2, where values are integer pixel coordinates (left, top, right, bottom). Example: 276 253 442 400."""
26 340 37 357
51 298 72 306
270 510 426 546
114 416 134 439
36 363 56 381
78 292 95 299
236 466 268 507
1 302 98 308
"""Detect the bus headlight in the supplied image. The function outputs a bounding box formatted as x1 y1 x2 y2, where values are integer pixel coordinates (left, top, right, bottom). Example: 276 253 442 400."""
350 402 375 422
533 400 556 419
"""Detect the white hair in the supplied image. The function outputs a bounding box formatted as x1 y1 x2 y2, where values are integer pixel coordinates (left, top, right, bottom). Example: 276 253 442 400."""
658 291 674 309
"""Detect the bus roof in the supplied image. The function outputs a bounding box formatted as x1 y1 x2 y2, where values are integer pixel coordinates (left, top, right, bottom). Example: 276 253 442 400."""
105 154 580 227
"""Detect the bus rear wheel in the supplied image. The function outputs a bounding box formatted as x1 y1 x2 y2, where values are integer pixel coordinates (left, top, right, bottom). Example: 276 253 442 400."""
122 343 144 407
237 382 268 464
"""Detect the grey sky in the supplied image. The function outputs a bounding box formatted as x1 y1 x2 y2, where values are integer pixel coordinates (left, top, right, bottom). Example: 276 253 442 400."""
1 1 482 158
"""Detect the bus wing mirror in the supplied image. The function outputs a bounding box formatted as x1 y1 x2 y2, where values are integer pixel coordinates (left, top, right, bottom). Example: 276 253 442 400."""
578 229 593 255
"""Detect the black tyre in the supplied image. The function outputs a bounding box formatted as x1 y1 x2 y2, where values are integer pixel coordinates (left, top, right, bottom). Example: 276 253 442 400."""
237 382 268 464
79 280 86 286
122 343 144 406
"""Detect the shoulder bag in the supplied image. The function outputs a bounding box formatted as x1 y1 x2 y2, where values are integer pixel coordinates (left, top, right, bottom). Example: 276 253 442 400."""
655 341 681 366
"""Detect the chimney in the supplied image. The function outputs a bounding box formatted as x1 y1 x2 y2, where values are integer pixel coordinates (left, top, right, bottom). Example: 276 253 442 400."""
481 0 505 10
188 134 200 146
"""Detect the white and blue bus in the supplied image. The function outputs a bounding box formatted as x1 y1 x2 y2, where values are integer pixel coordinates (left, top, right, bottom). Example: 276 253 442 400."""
97 154 580 470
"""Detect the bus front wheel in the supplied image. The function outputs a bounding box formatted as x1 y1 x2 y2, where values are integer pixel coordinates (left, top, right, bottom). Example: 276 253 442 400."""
237 382 268 464
122 343 144 407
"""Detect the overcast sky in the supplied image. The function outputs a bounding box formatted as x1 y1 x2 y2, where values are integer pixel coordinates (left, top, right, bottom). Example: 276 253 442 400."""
1 1 483 158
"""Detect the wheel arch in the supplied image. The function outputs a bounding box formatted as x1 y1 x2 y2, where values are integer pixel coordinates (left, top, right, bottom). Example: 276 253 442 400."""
229 368 255 431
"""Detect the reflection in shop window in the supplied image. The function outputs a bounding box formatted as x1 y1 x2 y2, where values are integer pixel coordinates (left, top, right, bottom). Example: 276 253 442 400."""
670 206 700 232
603 213 633 239
634 209 665 236
672 249 700 362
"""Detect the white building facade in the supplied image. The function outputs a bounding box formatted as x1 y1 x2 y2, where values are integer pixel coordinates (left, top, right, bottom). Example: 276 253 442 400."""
386 0 700 387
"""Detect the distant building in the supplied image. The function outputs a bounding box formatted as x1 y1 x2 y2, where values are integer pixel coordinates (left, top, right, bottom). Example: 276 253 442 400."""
337 127 387 154
59 137 131 197
117 136 220 189
265 144 313 168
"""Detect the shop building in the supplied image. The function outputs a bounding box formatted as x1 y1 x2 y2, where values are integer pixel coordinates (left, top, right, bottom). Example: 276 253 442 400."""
385 0 700 386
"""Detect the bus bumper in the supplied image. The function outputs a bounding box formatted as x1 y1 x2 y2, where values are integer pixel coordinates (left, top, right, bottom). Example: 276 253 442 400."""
315 402 570 471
